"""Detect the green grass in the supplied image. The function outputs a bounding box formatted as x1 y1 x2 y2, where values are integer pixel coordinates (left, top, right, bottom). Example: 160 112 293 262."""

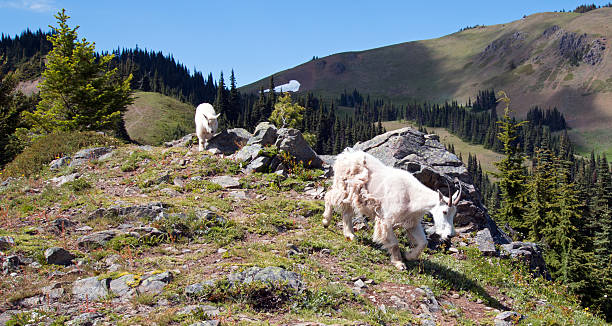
124 91 195 145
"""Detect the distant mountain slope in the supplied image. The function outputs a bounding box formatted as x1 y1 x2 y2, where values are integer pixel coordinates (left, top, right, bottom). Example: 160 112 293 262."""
241 8 612 154
124 91 195 145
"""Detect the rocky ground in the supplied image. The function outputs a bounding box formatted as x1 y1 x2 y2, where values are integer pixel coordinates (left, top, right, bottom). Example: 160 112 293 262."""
0 125 604 325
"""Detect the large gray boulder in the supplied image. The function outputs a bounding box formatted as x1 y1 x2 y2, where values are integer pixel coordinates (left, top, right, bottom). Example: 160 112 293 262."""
206 128 252 155
77 230 121 250
69 147 113 167
351 127 509 243
44 247 75 266
72 277 110 301
501 242 549 278
247 122 278 146
275 128 324 169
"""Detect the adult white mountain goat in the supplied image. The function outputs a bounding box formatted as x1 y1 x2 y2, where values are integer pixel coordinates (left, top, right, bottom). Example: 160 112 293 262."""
194 103 220 152
322 150 461 270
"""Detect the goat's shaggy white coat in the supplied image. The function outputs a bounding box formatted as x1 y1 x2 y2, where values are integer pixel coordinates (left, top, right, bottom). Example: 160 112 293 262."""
323 150 460 269
194 103 220 152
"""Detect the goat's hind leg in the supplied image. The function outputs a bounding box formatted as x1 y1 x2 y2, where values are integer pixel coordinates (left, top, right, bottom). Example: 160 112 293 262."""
404 223 427 260
373 218 406 270
341 205 356 241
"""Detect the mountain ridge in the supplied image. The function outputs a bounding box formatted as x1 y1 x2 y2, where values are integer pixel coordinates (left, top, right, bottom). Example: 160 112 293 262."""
240 8 612 154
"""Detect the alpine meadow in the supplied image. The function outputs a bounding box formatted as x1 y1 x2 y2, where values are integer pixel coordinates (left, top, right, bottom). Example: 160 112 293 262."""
1 3 612 325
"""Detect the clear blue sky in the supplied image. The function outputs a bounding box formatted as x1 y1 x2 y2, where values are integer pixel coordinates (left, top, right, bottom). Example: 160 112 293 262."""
1 1 609 86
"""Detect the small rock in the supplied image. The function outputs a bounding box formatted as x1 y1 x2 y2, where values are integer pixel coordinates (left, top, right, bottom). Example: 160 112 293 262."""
0 236 15 250
49 156 72 170
320 248 331 255
50 173 80 187
185 280 215 295
138 271 173 295
44 247 75 266
189 321 219 326
77 229 120 250
72 277 110 301
178 304 220 317
354 279 366 288
451 293 460 299
420 286 440 312
475 228 497 256
51 218 75 233
173 177 185 187
217 248 227 254
161 187 181 196
209 175 240 188
494 311 523 326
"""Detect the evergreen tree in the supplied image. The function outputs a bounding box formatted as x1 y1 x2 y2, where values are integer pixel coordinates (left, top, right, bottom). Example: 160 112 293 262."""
492 91 528 235
24 9 132 135
268 92 305 129
228 69 240 124
525 145 555 241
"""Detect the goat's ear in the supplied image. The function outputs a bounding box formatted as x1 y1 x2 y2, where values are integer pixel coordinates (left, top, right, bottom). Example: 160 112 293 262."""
213 113 221 119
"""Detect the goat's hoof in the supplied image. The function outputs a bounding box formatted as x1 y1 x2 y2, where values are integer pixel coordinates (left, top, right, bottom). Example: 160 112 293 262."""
321 219 330 227
344 234 355 241
392 261 406 270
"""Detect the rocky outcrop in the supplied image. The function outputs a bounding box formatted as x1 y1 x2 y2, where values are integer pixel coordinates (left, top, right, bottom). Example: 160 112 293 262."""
206 128 252 155
480 31 527 60
501 242 549 278
231 122 324 172
348 127 510 243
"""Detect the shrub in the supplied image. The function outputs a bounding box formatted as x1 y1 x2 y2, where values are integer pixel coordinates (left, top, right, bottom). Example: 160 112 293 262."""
2 131 122 177
191 279 298 311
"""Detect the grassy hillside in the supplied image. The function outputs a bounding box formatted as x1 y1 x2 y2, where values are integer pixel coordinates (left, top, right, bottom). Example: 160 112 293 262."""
0 141 607 325
242 8 612 158
124 92 195 145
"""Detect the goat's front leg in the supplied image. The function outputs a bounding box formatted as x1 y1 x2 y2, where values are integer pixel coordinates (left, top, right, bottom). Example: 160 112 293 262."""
198 139 204 152
342 207 356 241
404 224 427 260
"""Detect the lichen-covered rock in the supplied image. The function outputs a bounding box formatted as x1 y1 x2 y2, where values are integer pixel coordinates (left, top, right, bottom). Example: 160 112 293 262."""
109 274 137 298
494 311 523 326
49 156 72 170
228 266 303 291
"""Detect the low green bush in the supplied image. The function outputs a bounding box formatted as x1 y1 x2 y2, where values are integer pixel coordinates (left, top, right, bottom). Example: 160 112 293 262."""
2 131 122 177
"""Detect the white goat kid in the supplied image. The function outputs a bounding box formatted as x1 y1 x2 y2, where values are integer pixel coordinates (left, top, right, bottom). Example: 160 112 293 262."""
322 150 461 270
194 103 220 152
